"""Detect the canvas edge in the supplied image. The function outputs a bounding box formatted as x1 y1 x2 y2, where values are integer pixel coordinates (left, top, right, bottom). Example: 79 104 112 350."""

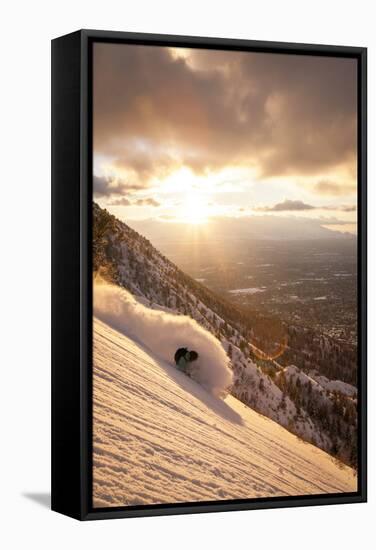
51 30 83 520
51 29 367 521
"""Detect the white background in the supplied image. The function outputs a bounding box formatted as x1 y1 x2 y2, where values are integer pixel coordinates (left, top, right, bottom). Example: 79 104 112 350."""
0 1 373 548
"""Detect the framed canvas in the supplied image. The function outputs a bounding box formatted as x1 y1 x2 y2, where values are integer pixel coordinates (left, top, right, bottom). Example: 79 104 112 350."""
51 29 367 520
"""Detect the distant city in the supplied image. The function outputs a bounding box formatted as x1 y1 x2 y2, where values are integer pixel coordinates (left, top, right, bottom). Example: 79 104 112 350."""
130 220 357 347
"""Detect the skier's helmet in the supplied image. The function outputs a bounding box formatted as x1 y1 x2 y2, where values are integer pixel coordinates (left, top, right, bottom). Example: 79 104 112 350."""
174 347 188 364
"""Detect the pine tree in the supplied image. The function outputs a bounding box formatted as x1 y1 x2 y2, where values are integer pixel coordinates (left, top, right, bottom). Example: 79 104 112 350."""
227 344 233 359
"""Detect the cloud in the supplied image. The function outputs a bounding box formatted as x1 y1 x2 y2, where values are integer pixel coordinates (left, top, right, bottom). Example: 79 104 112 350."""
108 196 161 208
337 204 356 212
255 199 356 213
255 199 315 212
93 44 357 185
107 197 132 206
135 198 161 207
313 180 356 196
93 175 145 198
93 175 115 198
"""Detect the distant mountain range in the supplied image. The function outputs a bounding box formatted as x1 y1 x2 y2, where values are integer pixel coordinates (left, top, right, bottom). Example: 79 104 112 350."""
127 214 356 246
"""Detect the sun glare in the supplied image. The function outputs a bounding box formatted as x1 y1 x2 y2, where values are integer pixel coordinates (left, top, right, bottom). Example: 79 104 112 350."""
180 191 209 225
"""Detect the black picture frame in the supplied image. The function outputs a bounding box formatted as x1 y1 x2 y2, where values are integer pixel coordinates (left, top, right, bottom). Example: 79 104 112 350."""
51 29 367 521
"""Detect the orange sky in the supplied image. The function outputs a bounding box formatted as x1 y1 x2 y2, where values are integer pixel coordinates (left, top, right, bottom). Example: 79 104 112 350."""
93 43 357 233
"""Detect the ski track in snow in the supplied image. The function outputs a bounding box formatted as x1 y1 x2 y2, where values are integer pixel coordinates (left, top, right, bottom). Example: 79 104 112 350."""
93 318 357 508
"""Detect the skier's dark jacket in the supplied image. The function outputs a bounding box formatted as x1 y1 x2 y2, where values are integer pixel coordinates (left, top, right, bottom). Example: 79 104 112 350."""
174 348 199 374
174 348 188 364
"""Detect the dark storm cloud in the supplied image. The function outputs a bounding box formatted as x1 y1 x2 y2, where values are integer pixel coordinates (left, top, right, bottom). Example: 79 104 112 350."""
93 44 357 184
255 199 356 212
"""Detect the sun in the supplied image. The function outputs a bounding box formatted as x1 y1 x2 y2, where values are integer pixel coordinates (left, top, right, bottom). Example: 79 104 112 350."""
179 190 210 225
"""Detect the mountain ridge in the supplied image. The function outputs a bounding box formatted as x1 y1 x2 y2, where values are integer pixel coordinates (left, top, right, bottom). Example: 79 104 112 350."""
93 202 358 467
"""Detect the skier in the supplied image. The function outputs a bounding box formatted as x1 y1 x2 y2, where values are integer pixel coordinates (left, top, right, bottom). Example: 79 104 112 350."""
174 347 199 376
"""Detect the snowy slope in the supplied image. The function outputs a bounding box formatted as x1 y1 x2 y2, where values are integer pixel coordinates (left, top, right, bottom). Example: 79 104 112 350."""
93 318 356 508
93 203 358 464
